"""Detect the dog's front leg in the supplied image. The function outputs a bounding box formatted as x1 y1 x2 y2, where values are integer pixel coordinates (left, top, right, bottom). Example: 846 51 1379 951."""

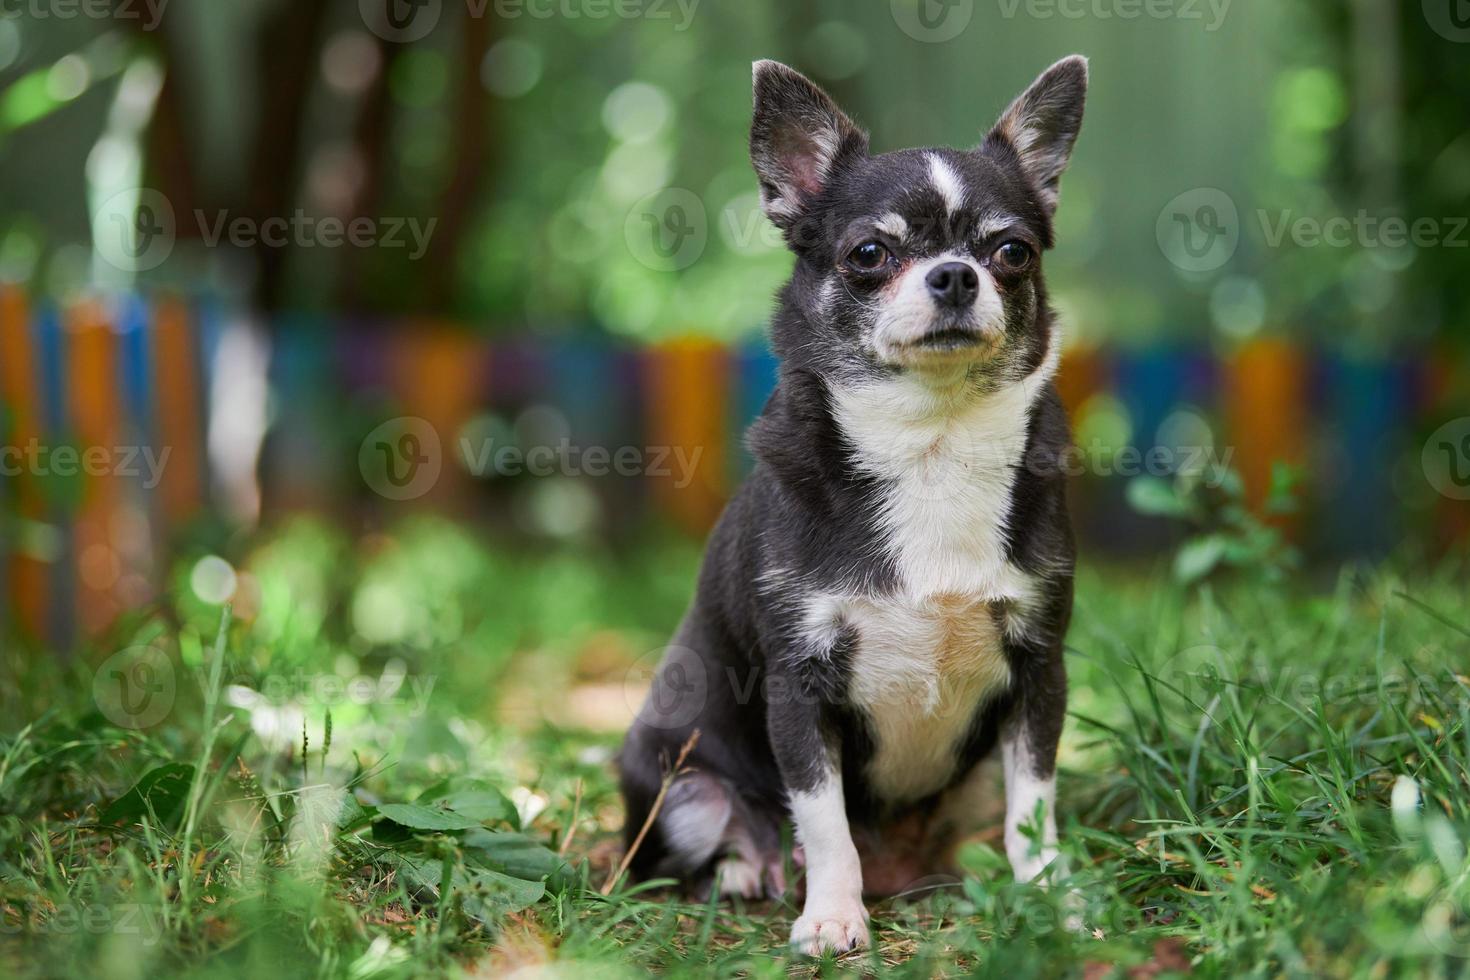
766 679 868 955
1000 648 1067 884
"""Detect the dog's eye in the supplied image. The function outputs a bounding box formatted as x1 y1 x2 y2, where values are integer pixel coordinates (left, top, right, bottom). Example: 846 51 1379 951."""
992 241 1033 272
846 241 891 272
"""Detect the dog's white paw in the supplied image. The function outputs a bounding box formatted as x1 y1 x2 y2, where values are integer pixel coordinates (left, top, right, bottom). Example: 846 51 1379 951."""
715 856 764 899
789 903 870 956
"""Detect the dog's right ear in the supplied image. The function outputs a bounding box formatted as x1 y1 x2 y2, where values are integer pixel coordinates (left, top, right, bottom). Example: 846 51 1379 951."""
750 61 867 230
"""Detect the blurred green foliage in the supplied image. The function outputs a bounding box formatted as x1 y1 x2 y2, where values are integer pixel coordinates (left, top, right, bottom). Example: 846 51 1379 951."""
1127 461 1302 584
0 1 1463 347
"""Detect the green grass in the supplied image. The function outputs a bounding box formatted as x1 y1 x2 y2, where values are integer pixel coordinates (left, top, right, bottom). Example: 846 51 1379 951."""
1 517 1468 978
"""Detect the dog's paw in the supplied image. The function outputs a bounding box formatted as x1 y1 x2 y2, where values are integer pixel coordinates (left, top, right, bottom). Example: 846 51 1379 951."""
789 903 870 956
715 856 764 900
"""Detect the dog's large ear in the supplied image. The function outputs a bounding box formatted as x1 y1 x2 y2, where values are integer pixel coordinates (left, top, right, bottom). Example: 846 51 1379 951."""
985 55 1088 216
750 60 867 230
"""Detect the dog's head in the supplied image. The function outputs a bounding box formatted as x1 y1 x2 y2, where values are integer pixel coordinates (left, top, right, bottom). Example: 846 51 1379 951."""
751 57 1087 386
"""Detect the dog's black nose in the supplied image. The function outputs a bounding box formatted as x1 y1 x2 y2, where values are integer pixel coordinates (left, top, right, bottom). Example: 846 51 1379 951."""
925 262 980 308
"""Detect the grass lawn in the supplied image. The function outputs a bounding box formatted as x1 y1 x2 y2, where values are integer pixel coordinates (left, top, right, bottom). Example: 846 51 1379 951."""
1 516 1467 978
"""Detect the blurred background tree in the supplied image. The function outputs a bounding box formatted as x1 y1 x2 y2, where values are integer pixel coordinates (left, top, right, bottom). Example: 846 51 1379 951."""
0 0 1466 648
1 0 1463 347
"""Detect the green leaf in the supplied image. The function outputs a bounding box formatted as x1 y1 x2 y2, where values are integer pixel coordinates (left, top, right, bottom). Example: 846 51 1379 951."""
1215 466 1245 498
1126 477 1191 518
381 851 545 919
382 850 445 893
337 793 372 830
461 868 545 918
1174 535 1229 584
376 802 484 832
1265 462 1302 515
99 763 195 828
430 789 516 826
462 828 569 888
412 778 455 803
1220 541 1258 566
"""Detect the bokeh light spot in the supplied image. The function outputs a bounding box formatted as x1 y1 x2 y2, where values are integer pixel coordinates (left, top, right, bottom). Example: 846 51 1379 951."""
321 30 381 96
1076 394 1133 457
601 81 672 143
482 39 542 99
191 556 239 605
46 54 89 102
1210 276 1267 339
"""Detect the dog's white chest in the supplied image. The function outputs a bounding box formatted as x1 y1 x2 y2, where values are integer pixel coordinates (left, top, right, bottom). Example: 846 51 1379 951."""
829 371 1041 598
815 370 1055 801
844 594 1010 801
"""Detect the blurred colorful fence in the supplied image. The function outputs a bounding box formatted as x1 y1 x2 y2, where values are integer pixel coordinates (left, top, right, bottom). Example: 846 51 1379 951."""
0 287 213 645
1 285 1466 646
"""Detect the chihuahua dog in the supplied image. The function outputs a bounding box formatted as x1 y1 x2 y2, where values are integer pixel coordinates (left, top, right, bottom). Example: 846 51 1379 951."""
620 56 1086 955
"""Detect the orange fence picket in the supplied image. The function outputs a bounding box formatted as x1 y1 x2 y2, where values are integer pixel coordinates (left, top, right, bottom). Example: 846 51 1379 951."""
643 339 728 534
0 285 47 638
1225 337 1306 513
392 325 486 508
1055 344 1104 424
66 299 124 634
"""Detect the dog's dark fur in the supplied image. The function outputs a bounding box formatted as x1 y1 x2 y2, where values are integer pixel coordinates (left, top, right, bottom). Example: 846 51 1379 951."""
620 57 1087 953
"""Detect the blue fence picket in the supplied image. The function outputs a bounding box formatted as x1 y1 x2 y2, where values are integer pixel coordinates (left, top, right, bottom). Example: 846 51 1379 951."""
731 337 778 479
33 304 73 649
1320 355 1407 557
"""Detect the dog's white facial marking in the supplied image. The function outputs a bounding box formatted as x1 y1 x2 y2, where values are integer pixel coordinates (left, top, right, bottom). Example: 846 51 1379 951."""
875 212 909 240
1001 724 1062 883
978 213 1021 240
927 154 967 217
870 252 1003 365
788 771 869 954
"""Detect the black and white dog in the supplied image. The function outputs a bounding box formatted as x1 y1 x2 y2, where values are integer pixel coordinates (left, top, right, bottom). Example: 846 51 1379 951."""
620 56 1086 955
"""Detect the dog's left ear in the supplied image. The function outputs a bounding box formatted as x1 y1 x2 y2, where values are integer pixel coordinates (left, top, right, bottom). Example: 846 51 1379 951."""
750 60 868 230
985 55 1089 216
